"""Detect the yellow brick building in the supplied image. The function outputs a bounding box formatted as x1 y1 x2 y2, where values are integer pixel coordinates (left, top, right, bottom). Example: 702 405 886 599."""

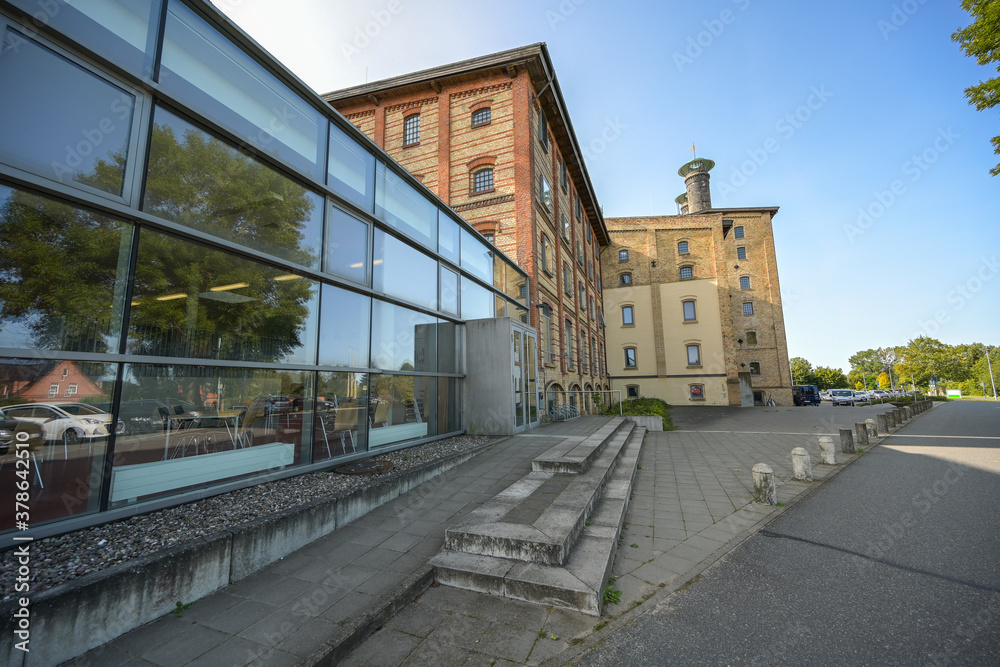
601 159 793 406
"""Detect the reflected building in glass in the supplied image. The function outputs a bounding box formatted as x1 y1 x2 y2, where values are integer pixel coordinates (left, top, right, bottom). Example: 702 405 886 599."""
0 0 527 541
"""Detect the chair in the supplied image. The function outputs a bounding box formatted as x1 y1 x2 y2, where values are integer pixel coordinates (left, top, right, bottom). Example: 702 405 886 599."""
235 401 265 449
332 401 359 454
370 401 390 428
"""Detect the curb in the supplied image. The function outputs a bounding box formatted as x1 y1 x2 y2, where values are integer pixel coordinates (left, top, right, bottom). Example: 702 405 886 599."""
541 405 931 666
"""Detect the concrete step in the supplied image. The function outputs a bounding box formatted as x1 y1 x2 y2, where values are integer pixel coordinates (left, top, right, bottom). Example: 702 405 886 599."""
432 426 644 615
442 420 635 565
532 416 627 474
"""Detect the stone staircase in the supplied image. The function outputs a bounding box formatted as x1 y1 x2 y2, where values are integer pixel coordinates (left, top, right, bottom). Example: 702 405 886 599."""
430 417 645 615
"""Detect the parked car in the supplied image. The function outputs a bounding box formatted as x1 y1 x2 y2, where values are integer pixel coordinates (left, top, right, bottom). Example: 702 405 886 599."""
0 417 45 456
792 384 822 406
870 389 890 401
0 403 115 445
830 389 855 406
853 391 871 404
820 391 832 402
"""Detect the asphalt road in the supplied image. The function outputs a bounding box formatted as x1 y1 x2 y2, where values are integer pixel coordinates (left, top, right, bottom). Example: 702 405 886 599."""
576 401 1000 666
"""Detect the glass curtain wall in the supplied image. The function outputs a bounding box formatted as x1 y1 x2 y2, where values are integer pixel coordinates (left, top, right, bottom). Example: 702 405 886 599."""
0 0 528 537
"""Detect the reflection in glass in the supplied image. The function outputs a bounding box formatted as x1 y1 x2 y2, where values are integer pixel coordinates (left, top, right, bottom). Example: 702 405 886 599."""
0 28 135 197
128 229 319 364
144 106 322 268
461 277 492 320
437 320 462 374
329 123 374 212
318 285 369 368
437 377 462 434
0 185 130 353
159 0 324 179
376 163 437 249
6 0 160 76
440 266 458 316
0 359 116 532
505 262 526 303
368 374 434 447
495 296 506 318
112 364 312 506
438 213 460 265
370 301 437 372
372 230 437 310
326 206 368 284
460 228 492 283
314 372 368 461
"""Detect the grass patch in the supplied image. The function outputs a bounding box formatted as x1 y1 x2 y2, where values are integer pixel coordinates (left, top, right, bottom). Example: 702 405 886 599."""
605 396 675 430
602 586 621 605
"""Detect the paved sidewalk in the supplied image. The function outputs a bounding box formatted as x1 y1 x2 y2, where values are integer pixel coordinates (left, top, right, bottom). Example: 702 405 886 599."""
341 409 879 666
70 407 892 666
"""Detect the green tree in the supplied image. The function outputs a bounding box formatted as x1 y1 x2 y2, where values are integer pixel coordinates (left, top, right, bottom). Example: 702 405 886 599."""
953 0 1000 176
877 372 891 389
814 366 849 390
790 357 818 386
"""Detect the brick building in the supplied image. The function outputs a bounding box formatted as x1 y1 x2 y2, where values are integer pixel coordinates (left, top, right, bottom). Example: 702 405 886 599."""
324 44 611 413
601 159 793 406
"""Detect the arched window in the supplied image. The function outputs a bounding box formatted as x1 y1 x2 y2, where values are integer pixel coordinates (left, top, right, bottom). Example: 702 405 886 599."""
680 265 694 280
619 272 632 286
472 167 494 193
471 107 491 127
403 113 420 145
678 241 689 254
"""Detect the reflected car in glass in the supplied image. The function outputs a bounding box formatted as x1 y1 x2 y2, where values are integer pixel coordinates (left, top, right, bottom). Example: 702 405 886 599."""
0 403 115 444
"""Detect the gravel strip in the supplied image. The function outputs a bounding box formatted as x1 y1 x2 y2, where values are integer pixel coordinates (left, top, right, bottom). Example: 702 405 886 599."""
1 433 499 600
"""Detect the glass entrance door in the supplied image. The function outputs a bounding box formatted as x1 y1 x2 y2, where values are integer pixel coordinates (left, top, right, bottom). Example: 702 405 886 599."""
511 325 538 432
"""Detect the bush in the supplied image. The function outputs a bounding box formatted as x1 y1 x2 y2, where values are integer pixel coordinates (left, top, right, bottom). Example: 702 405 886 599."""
605 396 675 431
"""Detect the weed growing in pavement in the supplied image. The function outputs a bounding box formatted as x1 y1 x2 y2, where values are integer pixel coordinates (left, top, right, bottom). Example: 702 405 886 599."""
172 601 194 618
594 621 607 631
603 585 622 605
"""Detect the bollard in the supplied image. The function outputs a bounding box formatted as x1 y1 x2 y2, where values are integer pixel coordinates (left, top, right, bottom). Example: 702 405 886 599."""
818 436 837 464
840 428 856 454
886 411 896 429
865 418 878 438
877 413 890 434
894 408 905 424
855 423 869 446
791 447 813 481
752 463 777 505
905 406 913 420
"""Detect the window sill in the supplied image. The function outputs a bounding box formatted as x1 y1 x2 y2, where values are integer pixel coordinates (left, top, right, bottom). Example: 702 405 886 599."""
689 397 706 402
543 268 554 278
470 188 496 197
687 365 703 369
623 366 638 371
622 324 635 328
683 319 698 324
402 141 420 149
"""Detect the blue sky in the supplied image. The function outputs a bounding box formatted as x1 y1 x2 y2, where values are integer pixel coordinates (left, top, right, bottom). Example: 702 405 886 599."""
218 0 998 374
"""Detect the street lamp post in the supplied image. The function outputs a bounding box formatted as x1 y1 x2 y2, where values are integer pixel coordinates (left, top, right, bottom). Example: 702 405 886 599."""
987 346 998 401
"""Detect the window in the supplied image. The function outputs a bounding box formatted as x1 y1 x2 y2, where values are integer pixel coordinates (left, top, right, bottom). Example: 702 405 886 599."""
403 114 420 145
622 306 634 326
591 338 597 375
541 236 553 274
678 241 689 254
626 385 639 399
686 344 701 366
564 263 572 295
577 241 584 265
542 307 554 364
589 296 595 319
690 384 705 400
561 213 570 239
472 107 491 127
619 249 629 262
472 167 494 193
540 174 553 212
538 107 549 150
683 300 697 322
560 159 569 191
565 320 573 367
746 331 758 345
740 276 751 290
67 383 78 395
580 332 587 370
737 246 747 260
749 362 761 375
743 302 754 315
62 368 69 378
483 233 494 244
624 348 637 368
588 260 594 281
680 266 694 280
576 196 582 219
620 273 632 286
48 383 59 397
734 226 745 239
579 283 586 308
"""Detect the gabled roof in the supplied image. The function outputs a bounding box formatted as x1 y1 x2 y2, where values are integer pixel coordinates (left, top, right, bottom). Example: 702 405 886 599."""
324 44 610 246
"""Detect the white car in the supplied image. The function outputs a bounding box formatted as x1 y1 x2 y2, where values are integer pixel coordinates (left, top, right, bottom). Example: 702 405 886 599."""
0 403 114 445
830 389 855 406
853 391 871 403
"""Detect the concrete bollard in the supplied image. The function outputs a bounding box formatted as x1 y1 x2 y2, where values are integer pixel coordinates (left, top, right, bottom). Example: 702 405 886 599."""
752 463 777 505
886 411 896 429
865 418 878 438
818 436 837 464
877 413 890 434
905 406 913 420
792 447 813 481
855 423 869 446
896 408 905 423
840 428 856 454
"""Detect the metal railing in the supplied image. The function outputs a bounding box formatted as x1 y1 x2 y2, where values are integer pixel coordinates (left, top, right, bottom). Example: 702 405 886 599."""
542 389 623 422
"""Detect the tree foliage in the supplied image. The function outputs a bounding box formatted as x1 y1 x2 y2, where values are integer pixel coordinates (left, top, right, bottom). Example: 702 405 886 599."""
790 357 817 386
877 372 891 389
953 0 1000 176
814 366 849 390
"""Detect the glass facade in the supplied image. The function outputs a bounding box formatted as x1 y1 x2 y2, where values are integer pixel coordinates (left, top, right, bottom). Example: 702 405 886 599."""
0 1 528 539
